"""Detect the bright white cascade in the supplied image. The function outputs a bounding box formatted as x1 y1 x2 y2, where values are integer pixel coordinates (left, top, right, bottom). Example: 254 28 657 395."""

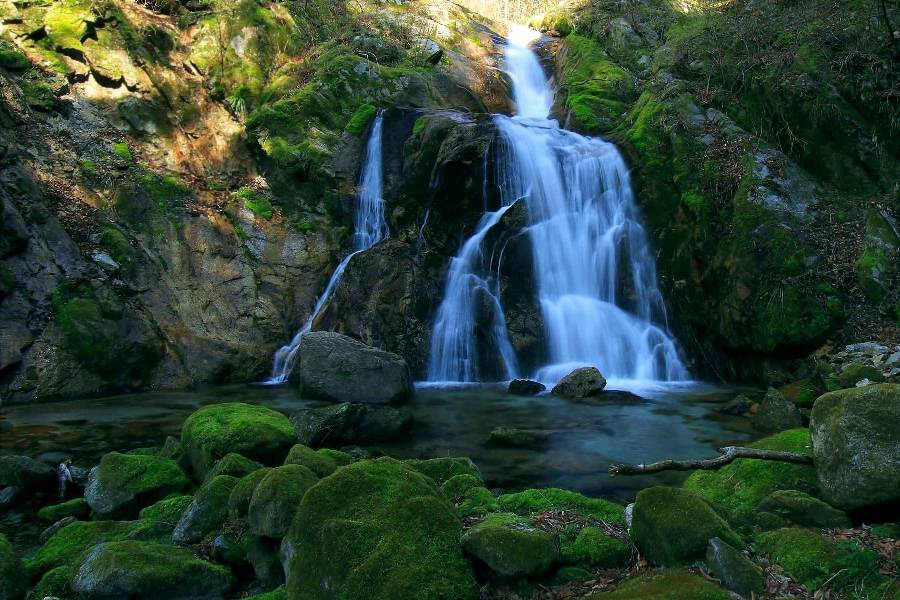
428 27 688 386
268 111 388 383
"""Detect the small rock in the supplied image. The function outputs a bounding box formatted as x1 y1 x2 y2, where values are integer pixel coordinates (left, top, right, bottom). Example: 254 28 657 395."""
40 516 77 543
461 513 559 577
551 367 606 398
757 489 851 528
706 537 766 598
508 379 545 395
751 387 801 433
90 251 119 272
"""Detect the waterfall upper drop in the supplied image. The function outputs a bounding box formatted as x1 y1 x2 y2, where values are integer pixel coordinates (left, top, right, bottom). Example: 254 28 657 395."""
268 111 388 383
427 27 687 386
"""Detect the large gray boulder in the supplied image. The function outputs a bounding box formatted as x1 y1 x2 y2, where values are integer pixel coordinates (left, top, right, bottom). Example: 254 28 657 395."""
291 402 412 447
809 383 900 510
551 367 606 398
297 331 411 404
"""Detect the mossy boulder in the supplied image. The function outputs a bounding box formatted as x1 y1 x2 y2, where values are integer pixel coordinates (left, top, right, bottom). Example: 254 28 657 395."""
227 467 271 520
28 566 71 600
705 537 766 599
85 451 190 517
283 457 477 600
590 569 730 599
139 494 192 528
37 497 90 522
180 403 295 479
25 519 148 579
836 362 885 388
0 532 25 600
405 457 481 485
248 464 318 538
757 490 851 528
631 486 742 567
458 486 500 518
283 444 342 478
754 527 840 587
441 474 483 501
560 527 631 568
71 541 234 599
683 428 817 525
461 513 559 577
172 475 238 544
205 453 262 481
809 383 900 510
497 488 626 526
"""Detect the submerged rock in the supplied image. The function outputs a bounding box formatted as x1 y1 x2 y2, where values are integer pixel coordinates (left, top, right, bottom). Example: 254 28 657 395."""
297 331 411 404
809 383 900 510
488 427 552 448
705 537 766 598
85 452 190 518
751 387 801 432
508 379 545 395
719 393 756 416
461 512 559 577
551 367 606 398
291 402 412 447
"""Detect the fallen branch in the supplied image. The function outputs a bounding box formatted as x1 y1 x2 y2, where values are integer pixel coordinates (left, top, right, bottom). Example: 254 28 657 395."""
608 446 813 477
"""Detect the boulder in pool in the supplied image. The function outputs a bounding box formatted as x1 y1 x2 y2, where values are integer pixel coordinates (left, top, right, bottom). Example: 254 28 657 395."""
248 464 319 538
551 366 606 398
810 383 900 510
181 403 295 479
291 402 412 447
172 475 238 544
85 452 191 518
298 331 411 404
508 379 545 395
71 540 234 599
461 512 559 577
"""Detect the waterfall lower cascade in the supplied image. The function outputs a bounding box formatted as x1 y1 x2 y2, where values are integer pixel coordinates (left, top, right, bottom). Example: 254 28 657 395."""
267 111 388 383
428 27 688 386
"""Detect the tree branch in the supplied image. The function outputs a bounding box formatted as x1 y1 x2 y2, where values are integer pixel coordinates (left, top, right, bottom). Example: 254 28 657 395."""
608 446 813 477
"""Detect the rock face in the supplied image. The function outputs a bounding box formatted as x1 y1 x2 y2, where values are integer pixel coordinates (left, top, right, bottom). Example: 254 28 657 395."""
461 513 559 577
751 387 802 432
705 537 766 598
297 331 411 404
172 475 238 544
551 367 607 398
291 402 412 447
809 383 900 510
283 457 476 600
180 403 296 479
631 486 742 567
85 452 190 518
71 541 234 599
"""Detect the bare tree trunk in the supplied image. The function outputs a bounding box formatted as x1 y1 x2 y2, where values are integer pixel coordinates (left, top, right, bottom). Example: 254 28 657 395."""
608 446 813 476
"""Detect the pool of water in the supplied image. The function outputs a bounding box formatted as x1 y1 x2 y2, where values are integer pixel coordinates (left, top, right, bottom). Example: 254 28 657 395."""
0 380 754 505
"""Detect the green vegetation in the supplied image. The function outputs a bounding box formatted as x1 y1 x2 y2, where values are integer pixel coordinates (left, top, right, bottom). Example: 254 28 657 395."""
405 457 481 485
345 103 377 135
36 498 90 522
112 142 133 162
560 34 634 134
595 569 730 599
560 526 631 568
138 494 193 527
461 512 559 577
233 187 274 220
88 451 191 517
497 487 625 526
247 464 318 537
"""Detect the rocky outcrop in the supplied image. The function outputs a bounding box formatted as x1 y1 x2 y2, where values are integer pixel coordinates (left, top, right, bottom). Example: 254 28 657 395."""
297 331 411 404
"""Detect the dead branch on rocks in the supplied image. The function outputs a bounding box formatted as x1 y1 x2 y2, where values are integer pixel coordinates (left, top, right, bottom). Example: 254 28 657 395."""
608 446 813 476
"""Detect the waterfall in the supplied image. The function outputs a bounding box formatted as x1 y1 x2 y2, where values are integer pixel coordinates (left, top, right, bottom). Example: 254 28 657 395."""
267 111 388 383
427 27 687 386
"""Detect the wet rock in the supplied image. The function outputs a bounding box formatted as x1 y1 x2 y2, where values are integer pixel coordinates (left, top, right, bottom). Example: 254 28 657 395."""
551 366 606 398
810 383 900 510
0 454 55 493
85 452 190 518
172 475 238 545
0 487 19 511
705 537 766 598
71 540 234 599
751 387 801 432
719 393 756 416
631 486 742 566
461 512 559 577
248 464 318 538
488 427 551 448
291 402 412 447
297 331 411 404
39 516 77 543
757 490 850 528
508 379 545 395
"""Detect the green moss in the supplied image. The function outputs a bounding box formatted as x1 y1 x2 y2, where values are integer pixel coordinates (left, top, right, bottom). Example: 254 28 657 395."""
440 473 483 501
595 569 730 599
50 280 126 374
561 34 634 134
79 159 97 177
28 565 71 600
755 528 839 587
88 451 191 517
246 586 286 600
248 464 319 538
756 490 850 529
461 512 559 577
683 428 817 526
412 115 427 137
233 187 274 220
405 457 481 485
284 444 340 478
133 169 189 210
21 78 58 111
205 453 262 481
173 474 238 544
457 486 499 518
138 494 192 527
837 362 885 388
0 42 30 70
98 226 133 267
25 520 141 579
228 467 272 520
37 498 90 522
497 488 625 526
0 532 25 600
561 526 631 568
180 403 295 479
345 103 377 135
112 142 132 162
43 0 92 57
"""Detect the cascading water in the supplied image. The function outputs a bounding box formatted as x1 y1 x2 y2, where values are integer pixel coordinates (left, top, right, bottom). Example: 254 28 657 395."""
267 111 388 383
427 27 687 387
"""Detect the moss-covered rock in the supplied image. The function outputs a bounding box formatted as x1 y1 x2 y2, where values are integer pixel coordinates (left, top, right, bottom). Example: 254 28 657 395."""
631 486 742 567
173 475 238 544
855 209 899 305
0 454 55 491
757 490 850 529
751 387 801 432
85 451 190 518
180 403 295 479
248 464 318 538
440 474 483 501
0 532 25 600
205 453 262 481
590 569 730 599
25 519 146 579
754 527 840 587
560 527 631 568
705 537 766 599
71 540 234 598
227 467 271 520
283 444 341 478
283 457 477 600
27 566 70 600
836 362 885 388
405 457 481 485
809 383 900 510
36 497 90 522
497 488 625 526
138 494 192 528
458 486 500 518
461 512 559 577
683 428 817 525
